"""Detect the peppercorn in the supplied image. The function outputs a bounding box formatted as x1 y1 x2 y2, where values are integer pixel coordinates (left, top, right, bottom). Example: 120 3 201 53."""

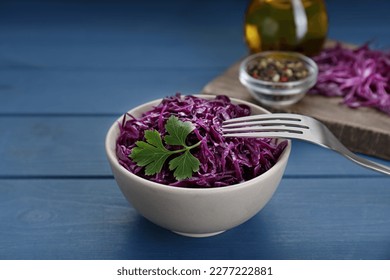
247 56 309 82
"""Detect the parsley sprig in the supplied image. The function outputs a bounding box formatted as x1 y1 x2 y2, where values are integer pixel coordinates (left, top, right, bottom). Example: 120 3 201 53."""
130 116 201 180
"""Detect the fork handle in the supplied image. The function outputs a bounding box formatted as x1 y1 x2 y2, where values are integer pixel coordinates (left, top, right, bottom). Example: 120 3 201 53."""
321 126 390 176
338 149 390 176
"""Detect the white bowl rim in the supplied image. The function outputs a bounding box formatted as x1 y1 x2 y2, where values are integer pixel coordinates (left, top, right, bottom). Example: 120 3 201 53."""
105 94 291 194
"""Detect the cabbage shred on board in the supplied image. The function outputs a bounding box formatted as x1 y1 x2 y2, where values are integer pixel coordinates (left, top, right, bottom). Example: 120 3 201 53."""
116 94 287 187
311 43 390 115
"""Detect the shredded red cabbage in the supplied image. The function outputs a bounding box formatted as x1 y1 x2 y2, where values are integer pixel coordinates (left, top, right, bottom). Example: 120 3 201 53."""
310 43 390 115
116 94 287 188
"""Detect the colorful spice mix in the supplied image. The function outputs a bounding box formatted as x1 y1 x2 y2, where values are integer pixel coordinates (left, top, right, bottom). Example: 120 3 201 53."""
247 57 309 83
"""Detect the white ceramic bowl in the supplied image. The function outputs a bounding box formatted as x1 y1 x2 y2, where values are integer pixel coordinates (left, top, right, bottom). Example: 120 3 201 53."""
105 95 291 237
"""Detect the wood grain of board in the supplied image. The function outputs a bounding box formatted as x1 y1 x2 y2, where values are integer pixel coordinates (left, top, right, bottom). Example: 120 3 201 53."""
202 43 390 160
1 177 389 260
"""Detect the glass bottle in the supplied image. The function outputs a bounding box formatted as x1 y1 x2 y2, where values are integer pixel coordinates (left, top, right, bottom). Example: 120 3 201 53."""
244 0 328 56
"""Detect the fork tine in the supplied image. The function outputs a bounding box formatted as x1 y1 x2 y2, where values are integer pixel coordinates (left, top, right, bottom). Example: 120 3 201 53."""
222 119 309 129
222 113 310 137
223 113 303 124
222 126 304 134
223 131 303 139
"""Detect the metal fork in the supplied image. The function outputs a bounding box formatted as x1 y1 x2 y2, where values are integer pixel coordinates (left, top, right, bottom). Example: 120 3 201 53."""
222 113 390 176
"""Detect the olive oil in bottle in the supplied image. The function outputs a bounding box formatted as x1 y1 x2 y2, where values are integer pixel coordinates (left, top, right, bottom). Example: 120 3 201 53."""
244 0 328 56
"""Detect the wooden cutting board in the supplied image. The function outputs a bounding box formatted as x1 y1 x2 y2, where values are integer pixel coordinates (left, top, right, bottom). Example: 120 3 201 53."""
201 44 390 160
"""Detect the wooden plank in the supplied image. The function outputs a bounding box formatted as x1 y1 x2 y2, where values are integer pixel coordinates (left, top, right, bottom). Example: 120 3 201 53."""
1 117 388 177
202 57 390 160
0 177 389 259
0 116 114 177
0 179 136 260
0 69 221 113
0 1 246 69
0 39 244 70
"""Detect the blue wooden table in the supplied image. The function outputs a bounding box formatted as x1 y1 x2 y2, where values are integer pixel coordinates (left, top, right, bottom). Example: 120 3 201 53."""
0 0 389 260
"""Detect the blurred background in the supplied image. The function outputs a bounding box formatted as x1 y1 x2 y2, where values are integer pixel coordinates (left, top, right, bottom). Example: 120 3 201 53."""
0 0 389 115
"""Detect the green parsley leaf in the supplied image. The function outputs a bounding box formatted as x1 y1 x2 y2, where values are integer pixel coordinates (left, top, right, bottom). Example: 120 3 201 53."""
130 130 171 175
129 116 201 180
169 150 200 180
164 115 194 147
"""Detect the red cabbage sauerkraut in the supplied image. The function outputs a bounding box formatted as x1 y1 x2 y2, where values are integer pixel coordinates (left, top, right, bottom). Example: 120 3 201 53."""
311 43 390 115
116 94 287 187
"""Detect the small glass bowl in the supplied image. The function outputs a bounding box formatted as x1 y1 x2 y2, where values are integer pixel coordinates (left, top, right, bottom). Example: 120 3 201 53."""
239 51 318 108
